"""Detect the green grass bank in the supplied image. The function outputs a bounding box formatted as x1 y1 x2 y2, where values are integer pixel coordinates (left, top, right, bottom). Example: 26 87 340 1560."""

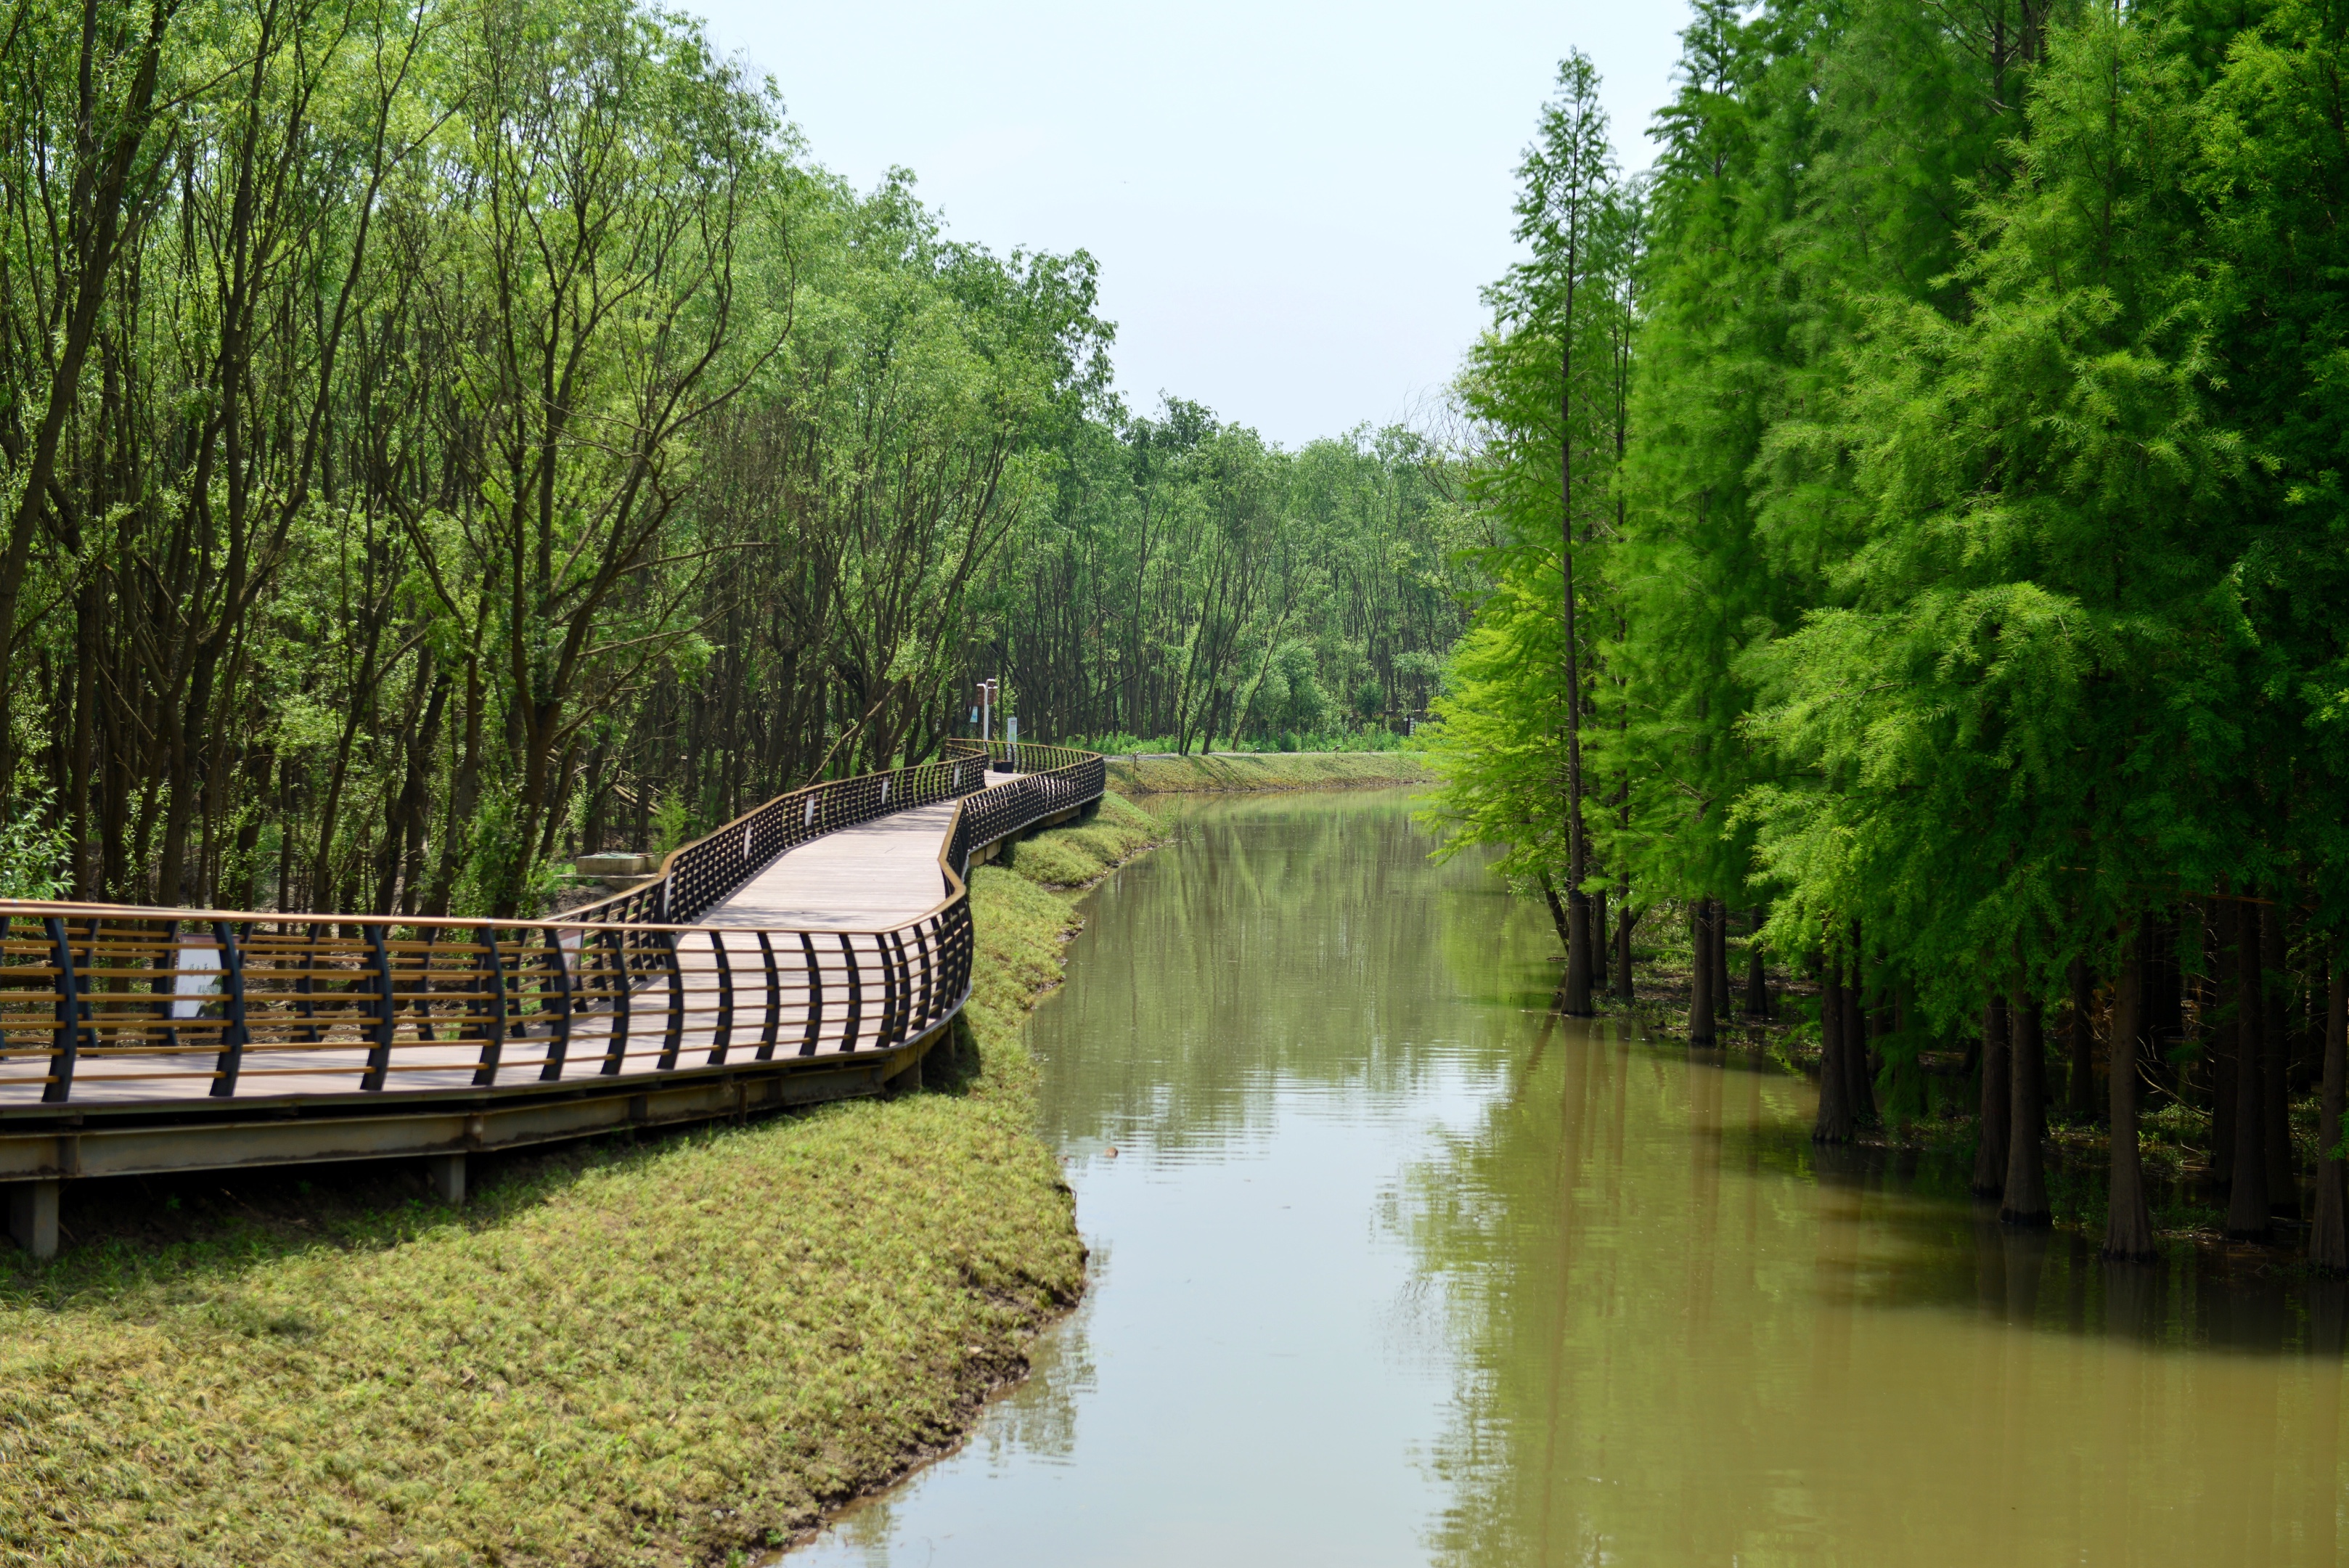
0 791 1164 1567
1105 750 1433 796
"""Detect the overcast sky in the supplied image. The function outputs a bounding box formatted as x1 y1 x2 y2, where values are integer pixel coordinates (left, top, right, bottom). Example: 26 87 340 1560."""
687 1 1694 449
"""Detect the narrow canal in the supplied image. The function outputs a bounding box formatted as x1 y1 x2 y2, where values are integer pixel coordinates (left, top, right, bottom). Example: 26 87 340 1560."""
791 788 2348 1564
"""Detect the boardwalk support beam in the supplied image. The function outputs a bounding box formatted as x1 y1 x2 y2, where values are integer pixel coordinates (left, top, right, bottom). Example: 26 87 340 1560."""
425 1153 465 1206
9 1178 58 1258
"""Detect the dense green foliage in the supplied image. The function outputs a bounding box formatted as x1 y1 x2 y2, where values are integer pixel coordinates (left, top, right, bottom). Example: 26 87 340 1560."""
1429 0 2349 1260
0 0 1465 920
973 406 1477 756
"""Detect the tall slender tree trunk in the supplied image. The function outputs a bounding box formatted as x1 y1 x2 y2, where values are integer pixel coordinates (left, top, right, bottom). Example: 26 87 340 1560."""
2211 898 2237 1184
1689 902 1716 1045
1593 887 1611 997
1973 995 2011 1197
1556 261 1593 1018
1611 897 1637 1004
1744 910 1769 1018
2263 901 2296 1217
1845 921 1874 1124
1712 900 1733 1027
1815 951 1852 1143
2313 957 2347 1275
2003 990 2051 1225
2067 957 2098 1122
2227 899 2272 1241
2104 927 2155 1262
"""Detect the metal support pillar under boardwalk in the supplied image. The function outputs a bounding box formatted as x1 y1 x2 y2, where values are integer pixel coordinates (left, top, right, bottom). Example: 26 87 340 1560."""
425 1152 466 1206
9 1177 58 1259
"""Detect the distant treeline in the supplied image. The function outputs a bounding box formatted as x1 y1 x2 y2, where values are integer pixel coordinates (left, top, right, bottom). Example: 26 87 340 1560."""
0 0 1470 918
973 405 1474 757
1428 0 2349 1264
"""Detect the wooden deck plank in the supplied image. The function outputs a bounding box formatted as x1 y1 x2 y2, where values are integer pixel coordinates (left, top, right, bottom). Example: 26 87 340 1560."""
701 800 963 930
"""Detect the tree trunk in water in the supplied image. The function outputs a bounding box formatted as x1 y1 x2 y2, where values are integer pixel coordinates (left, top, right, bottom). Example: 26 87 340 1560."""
1745 913 1769 1018
2227 900 2272 1241
1612 900 1637 1003
2313 958 2348 1275
1844 923 1875 1124
1556 266 1592 1023
1973 995 2011 1197
2104 929 2155 1261
1564 894 1595 1016
1712 901 1733 1026
2003 991 2051 1225
1593 887 1611 997
1688 902 1716 1045
2211 899 2237 1184
2263 901 2296 1217
2067 957 2098 1123
1815 954 1852 1143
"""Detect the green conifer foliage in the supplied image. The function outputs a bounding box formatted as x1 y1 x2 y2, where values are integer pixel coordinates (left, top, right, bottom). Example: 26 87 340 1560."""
1439 0 2349 1259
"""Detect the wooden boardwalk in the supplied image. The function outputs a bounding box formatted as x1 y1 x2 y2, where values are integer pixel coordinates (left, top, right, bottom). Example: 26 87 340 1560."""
703 800 962 931
0 799 981 1114
0 746 1106 1255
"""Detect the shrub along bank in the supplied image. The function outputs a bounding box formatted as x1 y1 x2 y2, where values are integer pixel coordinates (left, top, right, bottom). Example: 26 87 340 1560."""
1106 751 1433 796
0 791 1163 1567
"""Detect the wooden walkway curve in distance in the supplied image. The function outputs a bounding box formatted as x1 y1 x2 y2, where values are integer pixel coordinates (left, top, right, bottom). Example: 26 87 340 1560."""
0 743 1105 1257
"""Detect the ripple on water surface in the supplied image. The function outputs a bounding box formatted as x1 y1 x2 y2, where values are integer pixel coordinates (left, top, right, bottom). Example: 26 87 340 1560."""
785 788 2349 1567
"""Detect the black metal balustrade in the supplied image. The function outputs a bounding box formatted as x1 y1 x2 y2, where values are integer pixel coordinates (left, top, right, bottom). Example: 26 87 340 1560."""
0 741 1104 1108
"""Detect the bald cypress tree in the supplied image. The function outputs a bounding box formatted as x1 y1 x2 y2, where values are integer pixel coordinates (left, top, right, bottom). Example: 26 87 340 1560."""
1747 4 2226 1091
1429 53 1635 1001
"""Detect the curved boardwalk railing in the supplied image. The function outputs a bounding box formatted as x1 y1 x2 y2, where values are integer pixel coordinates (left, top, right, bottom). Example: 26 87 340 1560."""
0 740 1103 1252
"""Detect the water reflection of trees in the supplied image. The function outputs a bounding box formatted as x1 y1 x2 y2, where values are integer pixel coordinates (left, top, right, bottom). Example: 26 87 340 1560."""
1400 1020 2349 1566
1029 791 1558 1156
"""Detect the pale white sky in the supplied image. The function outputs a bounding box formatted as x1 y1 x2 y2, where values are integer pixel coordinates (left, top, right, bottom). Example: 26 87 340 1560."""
687 1 1694 449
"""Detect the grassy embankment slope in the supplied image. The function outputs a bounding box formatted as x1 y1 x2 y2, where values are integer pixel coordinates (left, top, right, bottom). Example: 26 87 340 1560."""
0 791 1163 1568
1106 750 1433 796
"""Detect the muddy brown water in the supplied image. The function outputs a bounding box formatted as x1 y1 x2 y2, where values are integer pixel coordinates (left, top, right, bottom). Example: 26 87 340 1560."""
785 788 2348 1564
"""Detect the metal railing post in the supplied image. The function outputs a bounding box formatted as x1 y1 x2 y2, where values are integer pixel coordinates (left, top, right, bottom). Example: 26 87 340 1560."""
708 932 734 1066
298 920 324 1042
600 926 632 1074
43 916 80 1104
472 924 506 1087
756 929 781 1061
363 923 396 1091
540 926 573 1081
838 933 862 1053
909 920 931 1034
655 929 684 1071
798 931 822 1056
210 920 248 1098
